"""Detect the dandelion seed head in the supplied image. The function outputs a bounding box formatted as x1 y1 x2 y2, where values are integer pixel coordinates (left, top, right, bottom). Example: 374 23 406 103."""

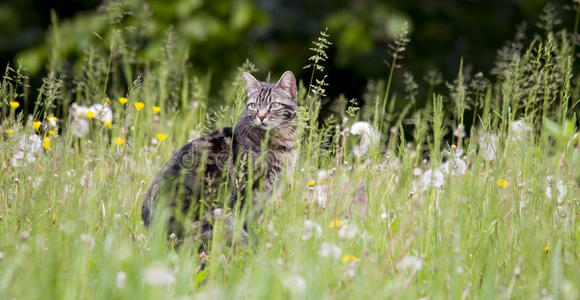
143 263 175 286
116 271 126 289
396 255 423 272
302 220 322 240
71 119 89 138
318 242 342 259
282 275 306 295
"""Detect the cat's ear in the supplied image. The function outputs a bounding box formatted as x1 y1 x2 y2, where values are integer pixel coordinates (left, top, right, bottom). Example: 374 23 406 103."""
242 72 261 96
275 71 297 99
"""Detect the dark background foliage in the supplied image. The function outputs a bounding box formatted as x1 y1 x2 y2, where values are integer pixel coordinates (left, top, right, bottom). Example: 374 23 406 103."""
0 0 575 106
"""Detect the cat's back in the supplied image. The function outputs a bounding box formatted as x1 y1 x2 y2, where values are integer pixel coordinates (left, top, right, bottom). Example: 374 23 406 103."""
142 127 233 226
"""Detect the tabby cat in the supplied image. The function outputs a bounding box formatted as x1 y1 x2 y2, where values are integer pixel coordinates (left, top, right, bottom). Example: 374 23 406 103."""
142 71 298 245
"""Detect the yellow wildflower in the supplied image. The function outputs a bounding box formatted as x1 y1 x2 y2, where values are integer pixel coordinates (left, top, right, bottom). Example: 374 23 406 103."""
105 121 112 128
87 111 95 119
342 254 360 264
49 130 57 135
47 116 57 123
152 106 161 113
134 101 145 111
329 220 342 228
104 98 111 105
5 129 15 135
156 133 167 141
544 246 550 254
32 121 41 130
118 97 128 104
497 179 509 188
43 137 50 150
115 137 126 145
10 101 20 109
307 180 316 187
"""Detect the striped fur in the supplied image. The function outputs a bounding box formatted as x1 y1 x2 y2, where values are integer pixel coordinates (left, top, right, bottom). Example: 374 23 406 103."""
142 71 297 246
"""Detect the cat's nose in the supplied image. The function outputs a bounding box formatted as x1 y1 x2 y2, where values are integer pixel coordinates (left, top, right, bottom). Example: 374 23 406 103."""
258 111 267 121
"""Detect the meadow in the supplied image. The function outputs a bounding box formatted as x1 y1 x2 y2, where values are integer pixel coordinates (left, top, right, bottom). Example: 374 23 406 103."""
1 3 580 300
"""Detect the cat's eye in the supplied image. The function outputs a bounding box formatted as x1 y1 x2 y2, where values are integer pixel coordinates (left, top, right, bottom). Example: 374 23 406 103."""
247 103 257 110
270 102 282 110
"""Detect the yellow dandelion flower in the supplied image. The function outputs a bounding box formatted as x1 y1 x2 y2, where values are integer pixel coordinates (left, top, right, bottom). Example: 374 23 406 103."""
307 180 316 187
134 101 145 111
118 97 128 104
544 246 550 254
156 132 167 141
10 101 20 109
49 130 57 135
152 106 161 113
47 116 57 123
329 220 342 228
43 137 50 150
87 111 95 119
32 121 41 130
342 254 360 264
115 137 126 145
5 129 15 135
105 121 112 128
497 179 509 188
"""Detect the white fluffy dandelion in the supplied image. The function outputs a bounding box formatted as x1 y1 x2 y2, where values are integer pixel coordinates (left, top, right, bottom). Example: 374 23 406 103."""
116 271 127 289
396 255 423 272
282 275 306 295
143 263 176 286
89 103 113 123
71 118 90 138
478 132 498 161
19 134 42 153
302 220 322 240
318 242 342 259
545 176 567 204
337 223 358 239
350 121 379 158
509 120 532 141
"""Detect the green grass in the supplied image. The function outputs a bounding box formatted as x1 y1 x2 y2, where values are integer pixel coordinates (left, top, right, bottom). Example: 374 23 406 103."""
1 3 580 299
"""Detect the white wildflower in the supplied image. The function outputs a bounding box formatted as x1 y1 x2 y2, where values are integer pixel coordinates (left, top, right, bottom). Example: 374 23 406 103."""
302 220 322 240
509 119 531 141
71 118 89 138
282 275 306 295
19 134 42 153
143 263 176 286
545 176 567 204
116 271 127 289
80 234 95 250
313 185 329 207
453 124 466 138
318 242 342 259
478 132 498 161
337 223 358 239
89 103 113 123
396 255 423 272
11 150 36 167
350 121 379 158
413 169 445 193
442 152 467 176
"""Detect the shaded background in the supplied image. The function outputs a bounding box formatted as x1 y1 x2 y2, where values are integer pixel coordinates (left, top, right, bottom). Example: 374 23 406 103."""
0 0 576 105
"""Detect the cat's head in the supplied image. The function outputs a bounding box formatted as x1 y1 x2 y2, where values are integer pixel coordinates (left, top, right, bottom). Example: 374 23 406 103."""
242 71 297 130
